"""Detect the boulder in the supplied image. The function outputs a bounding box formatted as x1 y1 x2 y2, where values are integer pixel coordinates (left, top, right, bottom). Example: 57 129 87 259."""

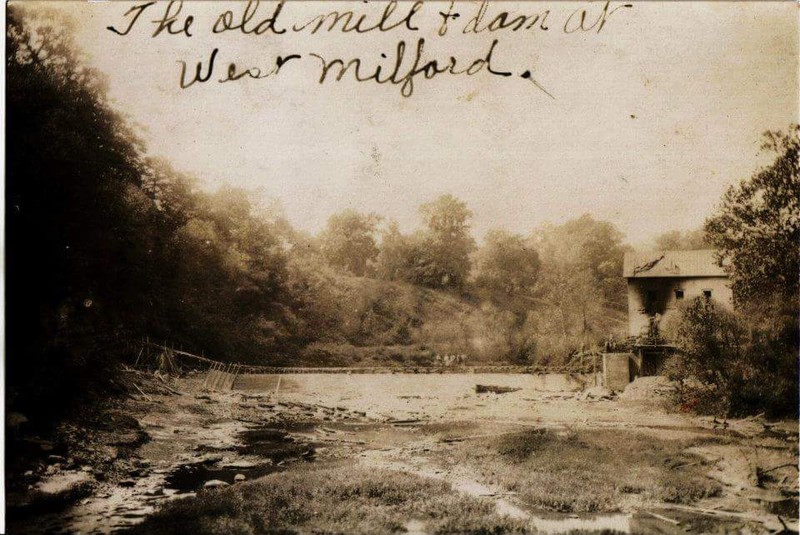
203 479 230 489
32 471 95 506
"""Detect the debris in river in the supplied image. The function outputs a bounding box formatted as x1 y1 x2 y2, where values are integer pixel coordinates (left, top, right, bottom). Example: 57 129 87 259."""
475 385 521 394
575 386 616 401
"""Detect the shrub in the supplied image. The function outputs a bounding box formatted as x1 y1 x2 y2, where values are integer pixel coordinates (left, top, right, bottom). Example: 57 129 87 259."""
666 296 798 417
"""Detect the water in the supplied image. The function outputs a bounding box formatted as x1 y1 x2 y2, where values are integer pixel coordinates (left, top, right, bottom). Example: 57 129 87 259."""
235 372 600 395
236 426 317 460
164 462 280 494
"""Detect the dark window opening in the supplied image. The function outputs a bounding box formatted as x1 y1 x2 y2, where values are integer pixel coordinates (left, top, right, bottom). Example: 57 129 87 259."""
675 290 684 300
703 290 712 299
644 290 657 314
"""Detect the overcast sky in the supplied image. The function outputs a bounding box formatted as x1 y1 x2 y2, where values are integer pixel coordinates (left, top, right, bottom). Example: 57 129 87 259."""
45 1 798 246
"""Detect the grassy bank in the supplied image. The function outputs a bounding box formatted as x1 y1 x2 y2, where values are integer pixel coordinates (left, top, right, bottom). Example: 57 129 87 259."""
130 463 526 535
435 428 722 514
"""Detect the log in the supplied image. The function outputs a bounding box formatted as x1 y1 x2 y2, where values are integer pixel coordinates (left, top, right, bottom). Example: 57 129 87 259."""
475 384 521 394
645 511 680 525
762 462 798 475
133 383 152 402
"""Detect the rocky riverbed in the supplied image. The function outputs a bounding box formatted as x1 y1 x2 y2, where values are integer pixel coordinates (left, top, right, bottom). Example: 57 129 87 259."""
6 371 798 534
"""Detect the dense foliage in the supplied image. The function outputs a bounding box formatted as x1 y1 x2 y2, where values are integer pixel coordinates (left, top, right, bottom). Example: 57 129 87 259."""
6 7 307 418
667 127 800 417
651 229 709 251
319 210 381 276
705 127 800 307
665 297 797 417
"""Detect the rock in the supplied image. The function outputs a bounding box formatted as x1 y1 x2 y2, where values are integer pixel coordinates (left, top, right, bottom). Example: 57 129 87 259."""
196 394 211 401
221 459 267 469
576 386 615 401
96 413 143 433
617 376 677 401
203 479 230 489
47 455 66 464
201 454 224 464
33 471 95 506
234 474 246 482
7 412 29 428
45 464 61 475
100 445 119 461
113 430 148 447
128 467 150 477
119 479 137 488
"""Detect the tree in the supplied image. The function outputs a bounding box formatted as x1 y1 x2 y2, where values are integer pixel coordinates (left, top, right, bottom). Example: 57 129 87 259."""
320 210 381 276
5 6 317 422
665 127 800 418
375 221 413 281
474 230 540 315
416 194 476 288
532 214 629 310
652 229 709 251
666 298 746 415
525 215 629 361
666 296 797 417
705 126 799 307
6 5 159 417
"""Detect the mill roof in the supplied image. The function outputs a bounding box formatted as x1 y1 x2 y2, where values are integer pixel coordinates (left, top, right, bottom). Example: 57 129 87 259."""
623 249 728 278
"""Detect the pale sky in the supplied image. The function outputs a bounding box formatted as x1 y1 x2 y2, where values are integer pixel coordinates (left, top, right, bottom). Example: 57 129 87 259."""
43 1 798 246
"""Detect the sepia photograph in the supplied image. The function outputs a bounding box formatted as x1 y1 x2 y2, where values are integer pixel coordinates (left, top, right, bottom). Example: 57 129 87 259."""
4 1 799 533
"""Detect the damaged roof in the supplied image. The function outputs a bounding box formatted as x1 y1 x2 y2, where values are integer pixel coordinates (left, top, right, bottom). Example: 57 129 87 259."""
623 249 728 278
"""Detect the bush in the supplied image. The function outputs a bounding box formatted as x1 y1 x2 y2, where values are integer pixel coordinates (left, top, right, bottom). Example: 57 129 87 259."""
665 296 798 417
